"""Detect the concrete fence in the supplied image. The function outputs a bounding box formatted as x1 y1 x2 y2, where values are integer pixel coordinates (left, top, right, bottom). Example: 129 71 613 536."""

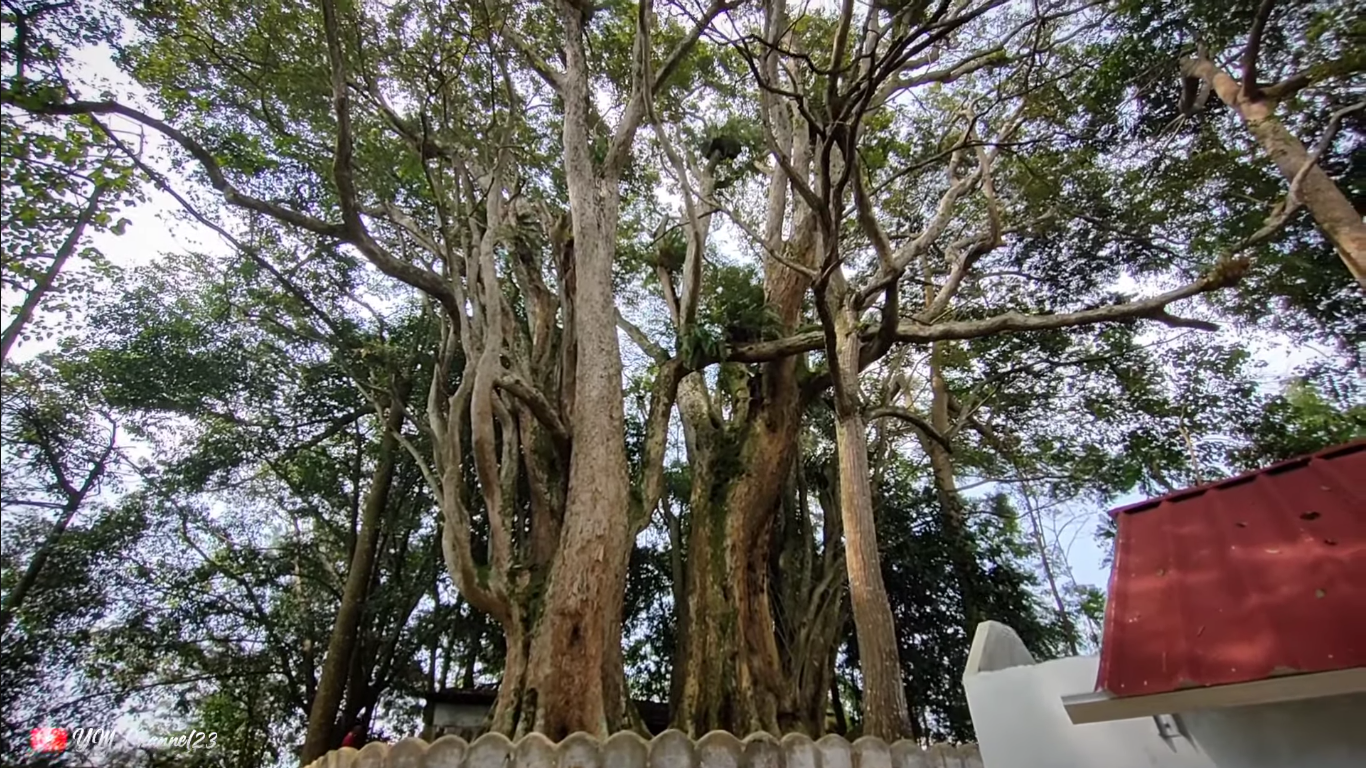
303 730 982 768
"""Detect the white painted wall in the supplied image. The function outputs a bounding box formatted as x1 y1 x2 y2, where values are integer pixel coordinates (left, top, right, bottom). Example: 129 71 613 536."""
1182 692 1366 768
964 622 1366 768
963 622 1215 768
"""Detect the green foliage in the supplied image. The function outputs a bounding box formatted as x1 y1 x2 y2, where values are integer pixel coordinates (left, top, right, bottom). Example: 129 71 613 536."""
0 361 146 763
4 0 1364 752
853 477 1069 742
1082 0 1366 349
0 112 141 351
1233 377 1366 467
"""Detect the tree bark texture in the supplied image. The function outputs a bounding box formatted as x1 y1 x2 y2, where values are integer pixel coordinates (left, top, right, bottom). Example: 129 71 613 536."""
772 459 847 735
514 4 635 740
825 295 912 741
673 383 788 736
672 96 829 732
1184 58 1366 288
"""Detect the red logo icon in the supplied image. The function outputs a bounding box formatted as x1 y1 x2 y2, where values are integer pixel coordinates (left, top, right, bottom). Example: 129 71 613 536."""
31 728 68 752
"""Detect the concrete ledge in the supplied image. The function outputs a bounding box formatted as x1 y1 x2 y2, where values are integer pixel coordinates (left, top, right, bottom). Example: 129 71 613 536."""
1063 667 1366 724
304 732 982 768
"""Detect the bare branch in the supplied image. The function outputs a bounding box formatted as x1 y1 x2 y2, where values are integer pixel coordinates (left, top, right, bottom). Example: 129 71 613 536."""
1 183 107 363
729 265 1247 364
1260 52 1366 99
636 359 685 531
499 21 564 90
617 310 667 363
867 406 953 452
1241 0 1278 98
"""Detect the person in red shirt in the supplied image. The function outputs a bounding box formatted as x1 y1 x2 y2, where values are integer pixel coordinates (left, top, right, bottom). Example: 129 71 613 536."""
340 725 364 748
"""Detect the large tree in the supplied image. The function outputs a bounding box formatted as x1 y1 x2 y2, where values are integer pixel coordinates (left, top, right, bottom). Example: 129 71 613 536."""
4 0 1361 754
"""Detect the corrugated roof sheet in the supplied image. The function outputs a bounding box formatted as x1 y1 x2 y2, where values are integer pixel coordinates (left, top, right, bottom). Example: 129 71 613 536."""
1096 439 1366 698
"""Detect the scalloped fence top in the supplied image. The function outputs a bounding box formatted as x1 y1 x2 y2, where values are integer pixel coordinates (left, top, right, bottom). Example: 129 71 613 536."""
304 730 983 768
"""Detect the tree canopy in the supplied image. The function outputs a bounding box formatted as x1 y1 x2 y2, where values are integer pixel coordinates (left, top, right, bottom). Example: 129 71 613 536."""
1 0 1361 764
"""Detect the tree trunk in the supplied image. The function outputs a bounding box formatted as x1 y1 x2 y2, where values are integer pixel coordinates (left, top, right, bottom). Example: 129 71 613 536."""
826 301 912 741
1184 58 1366 288
673 345 828 736
673 377 781 735
299 387 406 765
672 88 819 732
772 455 847 735
830 674 847 735
919 345 982 636
489 608 532 735
673 491 784 735
513 4 634 740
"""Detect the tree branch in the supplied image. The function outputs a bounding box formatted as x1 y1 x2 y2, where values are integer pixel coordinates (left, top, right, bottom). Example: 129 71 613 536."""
728 264 1247 364
636 359 685 532
5 94 463 317
617 310 667 363
4 98 343 236
1241 0 1278 98
1 183 107 363
1258 52 1366 100
866 406 953 452
495 368 571 455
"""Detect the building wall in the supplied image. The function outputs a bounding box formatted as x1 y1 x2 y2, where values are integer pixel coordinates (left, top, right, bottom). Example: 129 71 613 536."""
963 621 1215 768
964 622 1366 768
1182 692 1366 768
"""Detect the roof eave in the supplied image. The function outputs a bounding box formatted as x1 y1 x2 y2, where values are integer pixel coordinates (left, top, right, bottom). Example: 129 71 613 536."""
1063 667 1366 725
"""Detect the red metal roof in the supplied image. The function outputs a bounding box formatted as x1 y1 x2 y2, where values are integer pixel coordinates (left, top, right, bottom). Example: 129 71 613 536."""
1096 439 1366 699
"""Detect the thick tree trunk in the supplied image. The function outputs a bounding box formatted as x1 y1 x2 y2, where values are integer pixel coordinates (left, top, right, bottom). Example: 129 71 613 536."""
1184 58 1366 288
671 0 832 735
674 351 824 735
673 144 816 737
300 390 406 765
675 495 784 735
826 304 912 741
673 378 784 736
513 4 634 740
